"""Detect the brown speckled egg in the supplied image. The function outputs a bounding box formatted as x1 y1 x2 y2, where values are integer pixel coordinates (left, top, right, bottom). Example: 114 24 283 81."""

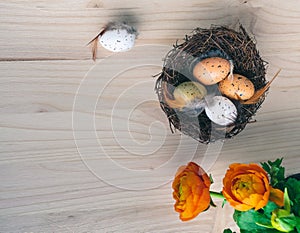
173 81 207 102
193 57 231 85
219 74 255 100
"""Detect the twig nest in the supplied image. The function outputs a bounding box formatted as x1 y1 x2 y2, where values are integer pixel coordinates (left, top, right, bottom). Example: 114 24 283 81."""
155 25 268 143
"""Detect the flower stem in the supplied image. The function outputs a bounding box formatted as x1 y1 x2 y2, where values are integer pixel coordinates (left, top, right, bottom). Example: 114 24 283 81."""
210 191 224 199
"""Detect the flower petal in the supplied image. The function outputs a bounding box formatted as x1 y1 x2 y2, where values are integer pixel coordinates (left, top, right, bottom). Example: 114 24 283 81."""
269 187 284 207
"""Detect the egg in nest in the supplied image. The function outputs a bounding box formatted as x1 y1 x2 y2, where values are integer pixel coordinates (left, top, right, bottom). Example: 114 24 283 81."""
193 57 232 85
205 96 237 126
219 74 255 101
173 82 207 103
163 81 208 116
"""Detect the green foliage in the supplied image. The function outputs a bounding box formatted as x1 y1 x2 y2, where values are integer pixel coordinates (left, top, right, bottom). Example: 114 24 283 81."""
233 201 281 232
296 217 300 232
261 158 285 190
272 209 298 232
222 198 227 208
270 188 300 232
285 178 300 217
209 174 214 184
210 197 217 207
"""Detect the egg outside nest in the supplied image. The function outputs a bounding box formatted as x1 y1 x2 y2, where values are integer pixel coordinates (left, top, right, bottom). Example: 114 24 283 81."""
155 25 269 144
88 22 138 61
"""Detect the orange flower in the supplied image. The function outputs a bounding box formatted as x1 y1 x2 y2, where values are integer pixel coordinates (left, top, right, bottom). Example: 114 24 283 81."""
222 163 284 211
172 162 211 221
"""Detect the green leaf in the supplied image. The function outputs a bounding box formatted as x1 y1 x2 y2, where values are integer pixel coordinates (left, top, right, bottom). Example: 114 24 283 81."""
233 202 282 233
271 211 297 232
222 198 227 208
234 210 267 231
262 162 271 174
209 174 214 184
274 158 284 167
285 178 300 217
256 215 274 228
283 188 291 213
279 215 297 228
210 197 217 207
296 216 300 232
264 201 280 218
261 158 285 190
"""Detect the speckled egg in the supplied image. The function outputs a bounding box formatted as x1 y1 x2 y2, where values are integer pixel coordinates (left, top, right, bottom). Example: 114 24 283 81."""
219 74 255 100
193 57 231 85
173 81 207 102
100 23 137 52
205 96 237 126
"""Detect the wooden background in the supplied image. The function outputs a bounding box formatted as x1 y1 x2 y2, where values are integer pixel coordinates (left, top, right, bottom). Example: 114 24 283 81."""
1 0 300 232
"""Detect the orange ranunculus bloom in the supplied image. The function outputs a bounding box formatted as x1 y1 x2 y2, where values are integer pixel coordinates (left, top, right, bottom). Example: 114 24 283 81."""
222 163 284 211
172 162 211 221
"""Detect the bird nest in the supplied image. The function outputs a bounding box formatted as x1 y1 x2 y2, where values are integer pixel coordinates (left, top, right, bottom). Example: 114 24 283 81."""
155 25 269 143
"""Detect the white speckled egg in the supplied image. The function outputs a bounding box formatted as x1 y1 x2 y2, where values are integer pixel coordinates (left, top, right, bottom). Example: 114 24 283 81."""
193 57 231 85
205 96 237 126
219 74 255 100
173 81 207 102
100 23 137 52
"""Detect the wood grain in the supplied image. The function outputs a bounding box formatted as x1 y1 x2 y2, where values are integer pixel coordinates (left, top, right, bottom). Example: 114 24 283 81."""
1 0 300 232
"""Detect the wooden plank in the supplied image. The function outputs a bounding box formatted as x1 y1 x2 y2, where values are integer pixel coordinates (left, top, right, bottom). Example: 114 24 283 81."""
1 59 300 232
0 0 281 60
1 0 300 232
